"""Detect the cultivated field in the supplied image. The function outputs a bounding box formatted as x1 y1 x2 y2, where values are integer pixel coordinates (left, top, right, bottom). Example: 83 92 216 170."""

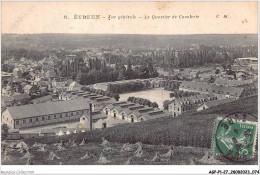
2 141 257 165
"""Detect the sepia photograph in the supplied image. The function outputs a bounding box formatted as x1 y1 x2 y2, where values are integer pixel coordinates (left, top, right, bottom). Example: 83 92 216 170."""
1 1 259 174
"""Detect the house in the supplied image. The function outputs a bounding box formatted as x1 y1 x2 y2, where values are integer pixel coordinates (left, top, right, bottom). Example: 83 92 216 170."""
38 80 50 90
28 72 36 80
68 81 82 91
168 94 217 117
79 113 91 130
33 77 41 86
24 85 37 95
13 68 23 78
58 92 73 101
23 85 33 94
2 85 12 96
52 79 73 92
2 98 91 129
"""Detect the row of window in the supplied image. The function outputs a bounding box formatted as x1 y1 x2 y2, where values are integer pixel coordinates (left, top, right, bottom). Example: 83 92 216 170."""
105 109 136 123
113 111 134 122
15 110 84 125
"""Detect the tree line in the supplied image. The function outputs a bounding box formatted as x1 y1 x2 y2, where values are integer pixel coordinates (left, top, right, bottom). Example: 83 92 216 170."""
77 58 158 86
127 96 159 108
108 81 151 94
169 90 200 98
156 45 257 69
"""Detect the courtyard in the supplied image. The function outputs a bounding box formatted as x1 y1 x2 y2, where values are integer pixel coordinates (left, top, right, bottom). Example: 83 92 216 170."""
119 88 172 109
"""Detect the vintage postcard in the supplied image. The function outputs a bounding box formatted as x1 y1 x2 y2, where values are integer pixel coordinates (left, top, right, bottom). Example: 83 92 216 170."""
1 1 258 175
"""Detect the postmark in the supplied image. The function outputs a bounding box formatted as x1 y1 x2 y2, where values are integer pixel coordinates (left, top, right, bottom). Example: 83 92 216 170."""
211 112 258 161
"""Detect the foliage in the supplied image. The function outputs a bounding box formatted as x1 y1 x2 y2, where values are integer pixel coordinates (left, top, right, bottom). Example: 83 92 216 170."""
160 45 256 69
1 124 9 140
127 96 158 108
151 102 159 108
169 90 200 98
109 81 147 94
112 93 120 101
1 64 15 73
163 100 171 110
208 76 216 83
78 61 158 86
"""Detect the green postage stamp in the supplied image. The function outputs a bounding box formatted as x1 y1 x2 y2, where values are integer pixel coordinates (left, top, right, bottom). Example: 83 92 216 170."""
211 117 258 159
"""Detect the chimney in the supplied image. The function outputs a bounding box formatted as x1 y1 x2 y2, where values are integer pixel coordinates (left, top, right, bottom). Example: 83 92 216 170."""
89 103 92 130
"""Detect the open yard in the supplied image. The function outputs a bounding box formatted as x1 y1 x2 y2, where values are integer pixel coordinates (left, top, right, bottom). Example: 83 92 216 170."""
120 88 172 109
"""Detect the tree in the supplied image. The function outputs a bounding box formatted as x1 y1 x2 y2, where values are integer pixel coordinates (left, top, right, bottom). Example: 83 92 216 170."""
76 71 82 83
148 61 154 76
112 93 120 101
115 62 120 70
208 76 215 83
151 102 159 108
136 65 149 79
215 69 220 74
125 59 133 79
1 124 8 140
22 72 29 77
144 80 151 89
163 100 170 110
72 73 77 81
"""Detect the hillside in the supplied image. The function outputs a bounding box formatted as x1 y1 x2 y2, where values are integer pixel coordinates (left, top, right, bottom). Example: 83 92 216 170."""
2 141 257 165
2 96 257 165
25 96 258 149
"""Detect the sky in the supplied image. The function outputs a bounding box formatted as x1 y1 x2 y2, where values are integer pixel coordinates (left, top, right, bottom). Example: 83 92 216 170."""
2 1 258 34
